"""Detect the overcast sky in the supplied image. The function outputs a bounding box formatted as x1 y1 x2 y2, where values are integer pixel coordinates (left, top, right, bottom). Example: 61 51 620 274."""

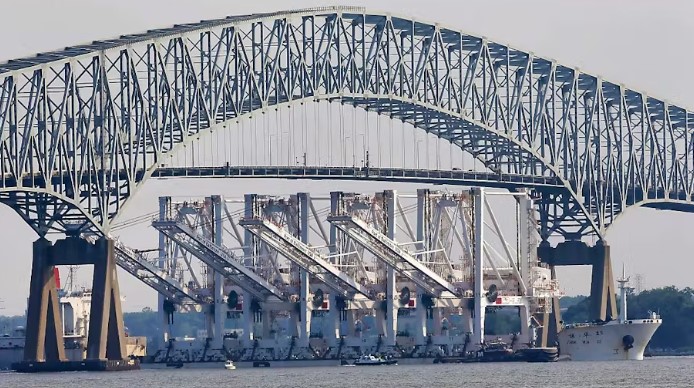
1 0 693 315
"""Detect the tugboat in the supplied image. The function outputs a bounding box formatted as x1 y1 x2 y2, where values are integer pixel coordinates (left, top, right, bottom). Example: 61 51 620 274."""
353 354 398 366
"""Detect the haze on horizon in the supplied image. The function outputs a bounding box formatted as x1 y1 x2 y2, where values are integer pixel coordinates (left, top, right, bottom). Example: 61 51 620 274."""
1 0 693 315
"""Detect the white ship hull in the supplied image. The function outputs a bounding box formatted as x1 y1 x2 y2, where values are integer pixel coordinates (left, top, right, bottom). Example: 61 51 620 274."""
558 318 661 361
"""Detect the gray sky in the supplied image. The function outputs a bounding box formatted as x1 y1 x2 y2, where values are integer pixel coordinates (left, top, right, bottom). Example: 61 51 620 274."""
1 0 693 315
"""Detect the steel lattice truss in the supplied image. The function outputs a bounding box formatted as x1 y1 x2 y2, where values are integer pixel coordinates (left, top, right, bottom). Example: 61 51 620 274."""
0 6 692 239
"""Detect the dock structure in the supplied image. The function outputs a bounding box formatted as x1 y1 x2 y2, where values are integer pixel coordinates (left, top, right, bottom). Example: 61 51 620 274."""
141 188 562 364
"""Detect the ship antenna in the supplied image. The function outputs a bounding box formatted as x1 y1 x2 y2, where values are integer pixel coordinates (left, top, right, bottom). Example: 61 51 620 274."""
617 263 631 323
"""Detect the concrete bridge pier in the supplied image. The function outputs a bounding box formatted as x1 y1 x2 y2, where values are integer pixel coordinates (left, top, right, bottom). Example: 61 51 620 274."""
20 236 131 371
537 239 618 346
23 238 66 363
85 238 127 361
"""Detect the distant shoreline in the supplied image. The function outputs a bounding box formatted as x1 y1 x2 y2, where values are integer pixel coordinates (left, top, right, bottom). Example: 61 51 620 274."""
646 351 694 357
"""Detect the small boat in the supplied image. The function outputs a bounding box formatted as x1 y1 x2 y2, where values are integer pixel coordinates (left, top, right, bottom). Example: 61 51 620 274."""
224 360 236 370
353 355 397 366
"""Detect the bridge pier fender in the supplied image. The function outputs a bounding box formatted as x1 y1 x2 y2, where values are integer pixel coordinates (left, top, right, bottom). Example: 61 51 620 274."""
23 238 67 362
537 240 618 323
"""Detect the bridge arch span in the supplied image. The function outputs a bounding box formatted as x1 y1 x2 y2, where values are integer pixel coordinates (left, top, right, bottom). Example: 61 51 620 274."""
0 6 691 239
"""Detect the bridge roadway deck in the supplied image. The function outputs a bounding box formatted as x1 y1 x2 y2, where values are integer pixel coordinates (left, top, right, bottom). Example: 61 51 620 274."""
4 166 693 212
0 166 562 191
151 166 564 190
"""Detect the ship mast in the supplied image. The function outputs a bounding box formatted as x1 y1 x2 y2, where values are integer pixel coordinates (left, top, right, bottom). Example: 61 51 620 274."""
617 264 630 324
64 265 77 292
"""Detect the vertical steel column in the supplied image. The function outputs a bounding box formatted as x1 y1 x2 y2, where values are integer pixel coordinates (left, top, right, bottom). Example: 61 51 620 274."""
297 193 312 346
384 190 398 347
241 291 254 345
416 189 429 253
414 189 429 344
212 195 225 348
517 192 532 285
330 192 356 337
329 192 339 257
158 196 171 345
510 191 534 348
242 194 256 344
243 194 258 268
202 200 215 342
472 188 486 346
519 302 531 347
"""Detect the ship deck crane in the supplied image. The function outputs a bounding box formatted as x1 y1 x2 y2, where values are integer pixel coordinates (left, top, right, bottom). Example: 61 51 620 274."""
152 219 285 301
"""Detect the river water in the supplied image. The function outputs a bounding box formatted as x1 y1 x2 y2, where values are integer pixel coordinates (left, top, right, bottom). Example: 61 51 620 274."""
1 357 692 388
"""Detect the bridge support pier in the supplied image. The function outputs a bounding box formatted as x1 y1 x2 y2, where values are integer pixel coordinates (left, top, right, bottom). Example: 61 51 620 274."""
19 236 132 371
86 238 127 361
589 245 618 322
537 239 618 343
24 238 66 362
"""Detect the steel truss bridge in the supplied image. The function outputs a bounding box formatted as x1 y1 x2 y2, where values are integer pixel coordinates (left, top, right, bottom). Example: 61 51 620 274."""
1 5 693 242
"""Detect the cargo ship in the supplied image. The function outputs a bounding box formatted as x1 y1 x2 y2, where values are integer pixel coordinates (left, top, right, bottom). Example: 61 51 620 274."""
557 269 661 361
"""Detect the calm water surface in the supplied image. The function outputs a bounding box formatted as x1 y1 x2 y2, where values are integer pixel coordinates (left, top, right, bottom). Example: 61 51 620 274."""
1 357 692 388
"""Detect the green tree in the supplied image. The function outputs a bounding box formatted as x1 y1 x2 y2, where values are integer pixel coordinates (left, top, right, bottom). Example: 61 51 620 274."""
627 286 694 350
